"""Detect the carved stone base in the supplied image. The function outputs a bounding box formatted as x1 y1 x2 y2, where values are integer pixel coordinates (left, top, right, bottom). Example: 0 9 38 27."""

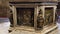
41 24 57 34
9 24 57 34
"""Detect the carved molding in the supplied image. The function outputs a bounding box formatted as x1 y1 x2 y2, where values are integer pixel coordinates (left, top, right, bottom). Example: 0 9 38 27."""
10 0 58 2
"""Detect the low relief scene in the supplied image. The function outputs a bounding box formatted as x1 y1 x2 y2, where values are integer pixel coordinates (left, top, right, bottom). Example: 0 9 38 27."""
45 8 53 26
17 8 34 27
37 8 54 30
16 7 54 29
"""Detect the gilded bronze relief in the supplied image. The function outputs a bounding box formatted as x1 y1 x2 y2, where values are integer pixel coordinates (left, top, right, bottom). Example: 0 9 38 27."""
17 8 34 27
45 8 53 25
